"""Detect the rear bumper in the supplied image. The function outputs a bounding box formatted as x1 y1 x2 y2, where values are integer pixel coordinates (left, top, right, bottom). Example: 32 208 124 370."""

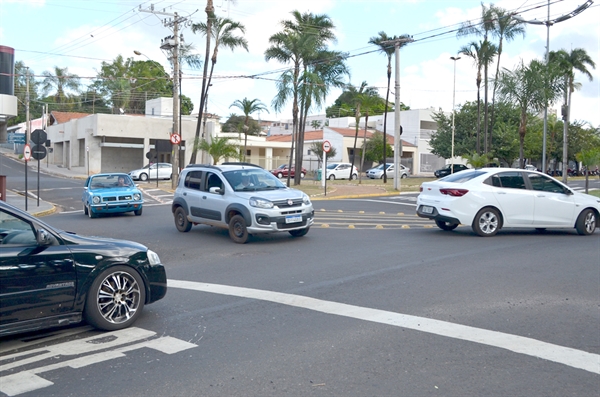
416 204 461 225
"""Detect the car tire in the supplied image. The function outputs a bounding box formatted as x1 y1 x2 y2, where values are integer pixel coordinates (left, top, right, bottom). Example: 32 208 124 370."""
140 173 148 182
87 204 97 219
472 207 500 237
435 220 458 231
83 203 88 215
134 208 143 216
174 207 192 232
289 227 309 237
84 265 145 331
229 214 249 244
277 172 283 178
351 174 358 180
328 174 336 180
575 209 597 236
401 173 408 179
380 175 384 179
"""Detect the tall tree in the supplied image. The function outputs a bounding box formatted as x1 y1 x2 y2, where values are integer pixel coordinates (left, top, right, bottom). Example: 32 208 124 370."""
265 10 341 186
40 66 80 104
489 6 526 139
497 59 562 168
190 14 248 164
229 97 269 160
459 40 497 154
457 3 496 154
549 48 595 182
368 31 411 183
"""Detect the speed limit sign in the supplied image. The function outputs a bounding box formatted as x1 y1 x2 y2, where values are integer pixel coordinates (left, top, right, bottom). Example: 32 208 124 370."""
322 140 331 153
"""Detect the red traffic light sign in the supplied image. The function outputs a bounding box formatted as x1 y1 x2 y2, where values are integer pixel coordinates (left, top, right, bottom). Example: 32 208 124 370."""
23 144 32 161
322 140 331 153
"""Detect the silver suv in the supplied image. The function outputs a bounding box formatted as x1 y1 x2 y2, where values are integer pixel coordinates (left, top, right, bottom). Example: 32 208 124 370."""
172 163 314 243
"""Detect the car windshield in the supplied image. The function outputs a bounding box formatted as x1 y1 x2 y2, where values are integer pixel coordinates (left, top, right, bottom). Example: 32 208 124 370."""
89 174 134 189
327 163 340 170
440 170 487 183
224 169 287 192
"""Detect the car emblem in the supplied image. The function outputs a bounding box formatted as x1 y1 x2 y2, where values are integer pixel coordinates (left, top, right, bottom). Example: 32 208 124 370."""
287 199 293 206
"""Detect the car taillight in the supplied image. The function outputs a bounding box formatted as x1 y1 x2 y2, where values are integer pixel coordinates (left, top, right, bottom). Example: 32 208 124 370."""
420 186 423 192
439 188 469 197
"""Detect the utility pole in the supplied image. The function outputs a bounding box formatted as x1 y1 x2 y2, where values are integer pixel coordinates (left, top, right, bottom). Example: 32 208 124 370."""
382 36 413 190
139 5 191 189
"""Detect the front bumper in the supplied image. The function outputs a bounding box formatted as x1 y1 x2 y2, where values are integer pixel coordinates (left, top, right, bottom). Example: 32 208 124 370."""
248 209 314 233
90 201 143 214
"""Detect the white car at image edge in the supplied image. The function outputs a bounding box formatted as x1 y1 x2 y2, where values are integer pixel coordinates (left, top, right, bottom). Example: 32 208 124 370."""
416 167 599 236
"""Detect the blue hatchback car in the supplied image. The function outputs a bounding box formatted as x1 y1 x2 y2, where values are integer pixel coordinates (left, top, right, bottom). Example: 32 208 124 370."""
82 173 143 218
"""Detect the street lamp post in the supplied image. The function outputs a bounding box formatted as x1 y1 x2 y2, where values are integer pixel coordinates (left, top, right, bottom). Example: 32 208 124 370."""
450 56 461 174
513 0 593 173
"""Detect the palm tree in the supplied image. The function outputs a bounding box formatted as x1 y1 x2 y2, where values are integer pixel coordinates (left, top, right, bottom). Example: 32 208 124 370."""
297 50 349 185
41 66 81 105
457 3 496 154
357 92 383 183
196 136 239 165
489 7 526 140
549 48 596 182
459 40 497 154
190 16 248 164
265 10 340 186
497 59 563 168
229 97 269 160
368 31 411 183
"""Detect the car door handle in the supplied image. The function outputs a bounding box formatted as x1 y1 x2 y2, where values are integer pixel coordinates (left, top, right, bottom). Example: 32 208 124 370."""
536 194 546 198
202 196 207 199
497 191 507 194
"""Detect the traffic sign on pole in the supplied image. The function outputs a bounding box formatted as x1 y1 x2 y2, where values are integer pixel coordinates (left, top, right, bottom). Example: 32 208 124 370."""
322 140 331 153
23 144 32 161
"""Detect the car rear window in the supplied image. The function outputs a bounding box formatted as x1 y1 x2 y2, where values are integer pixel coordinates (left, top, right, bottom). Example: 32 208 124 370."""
441 170 486 183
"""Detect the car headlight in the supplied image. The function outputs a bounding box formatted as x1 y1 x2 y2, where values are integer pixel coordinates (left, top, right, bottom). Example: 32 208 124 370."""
147 249 162 265
92 196 100 204
302 193 311 205
249 197 274 209
134 193 141 201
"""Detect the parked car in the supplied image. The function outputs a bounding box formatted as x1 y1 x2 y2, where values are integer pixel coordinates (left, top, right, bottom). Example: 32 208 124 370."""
270 164 307 179
434 163 469 178
325 162 359 180
129 163 172 181
366 163 410 179
416 168 599 236
172 163 314 244
0 200 167 337
82 173 143 218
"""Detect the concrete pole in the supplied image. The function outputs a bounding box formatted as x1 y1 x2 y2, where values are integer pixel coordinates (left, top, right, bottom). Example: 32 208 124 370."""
393 42 401 190
171 14 180 190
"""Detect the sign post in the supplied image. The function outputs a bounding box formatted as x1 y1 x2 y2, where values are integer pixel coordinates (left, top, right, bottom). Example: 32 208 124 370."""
23 144 31 211
322 140 331 195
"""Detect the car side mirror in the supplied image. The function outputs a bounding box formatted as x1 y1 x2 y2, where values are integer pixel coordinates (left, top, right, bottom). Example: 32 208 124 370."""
37 228 53 246
209 187 222 194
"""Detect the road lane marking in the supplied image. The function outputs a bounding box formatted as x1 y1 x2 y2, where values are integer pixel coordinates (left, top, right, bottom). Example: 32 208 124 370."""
168 279 600 375
0 327 197 396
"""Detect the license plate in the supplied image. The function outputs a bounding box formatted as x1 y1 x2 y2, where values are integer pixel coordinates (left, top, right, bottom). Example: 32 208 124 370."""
285 215 302 224
421 206 434 214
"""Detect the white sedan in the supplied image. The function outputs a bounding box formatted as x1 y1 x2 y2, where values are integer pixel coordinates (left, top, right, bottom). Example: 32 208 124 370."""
129 163 172 181
416 168 599 236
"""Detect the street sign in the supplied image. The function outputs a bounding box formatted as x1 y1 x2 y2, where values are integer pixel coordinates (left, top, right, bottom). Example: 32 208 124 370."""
23 144 32 161
8 133 26 144
32 145 47 160
31 129 47 145
322 140 331 153
170 133 181 144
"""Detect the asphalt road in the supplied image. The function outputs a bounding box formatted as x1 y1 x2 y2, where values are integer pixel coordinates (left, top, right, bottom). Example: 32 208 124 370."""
1 194 598 396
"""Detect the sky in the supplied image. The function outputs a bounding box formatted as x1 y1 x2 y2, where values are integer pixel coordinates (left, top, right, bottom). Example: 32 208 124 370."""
1 0 599 129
